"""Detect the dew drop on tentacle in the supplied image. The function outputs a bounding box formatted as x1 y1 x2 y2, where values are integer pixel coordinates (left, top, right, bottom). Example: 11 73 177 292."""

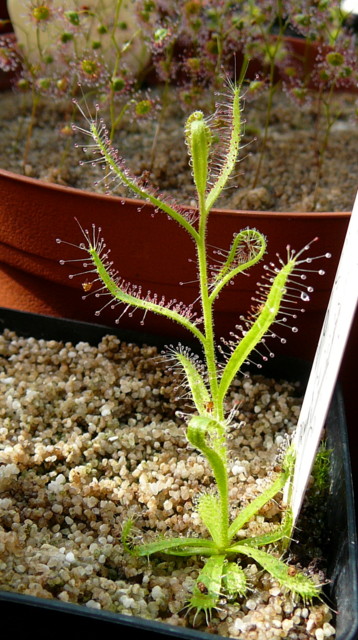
301 292 310 302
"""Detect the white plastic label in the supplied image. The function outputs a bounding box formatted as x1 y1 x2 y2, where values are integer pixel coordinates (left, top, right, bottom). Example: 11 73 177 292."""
289 193 358 522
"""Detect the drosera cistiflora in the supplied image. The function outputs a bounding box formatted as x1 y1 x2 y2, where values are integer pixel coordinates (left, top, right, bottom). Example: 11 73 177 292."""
57 77 330 618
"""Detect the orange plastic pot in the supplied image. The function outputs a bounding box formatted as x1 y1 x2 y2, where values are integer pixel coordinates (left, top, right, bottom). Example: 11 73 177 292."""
0 166 350 363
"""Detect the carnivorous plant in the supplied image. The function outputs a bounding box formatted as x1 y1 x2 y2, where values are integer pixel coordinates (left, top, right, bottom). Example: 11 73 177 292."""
58 79 329 618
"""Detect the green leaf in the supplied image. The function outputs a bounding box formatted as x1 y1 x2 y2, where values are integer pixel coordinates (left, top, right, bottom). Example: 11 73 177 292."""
217 254 302 405
87 245 205 343
197 493 224 547
234 507 294 549
134 536 215 557
228 447 295 542
210 229 266 302
174 351 210 413
223 562 247 596
88 120 199 241
205 82 242 212
228 545 320 601
121 518 136 554
187 555 226 617
187 415 225 458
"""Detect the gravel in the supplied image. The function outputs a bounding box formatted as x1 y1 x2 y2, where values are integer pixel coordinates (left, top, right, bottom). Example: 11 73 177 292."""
0 328 335 638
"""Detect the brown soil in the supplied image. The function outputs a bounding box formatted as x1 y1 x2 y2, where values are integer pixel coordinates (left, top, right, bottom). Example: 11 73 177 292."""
0 87 357 213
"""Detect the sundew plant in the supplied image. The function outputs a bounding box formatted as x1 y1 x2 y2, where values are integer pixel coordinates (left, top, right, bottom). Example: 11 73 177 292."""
58 81 329 617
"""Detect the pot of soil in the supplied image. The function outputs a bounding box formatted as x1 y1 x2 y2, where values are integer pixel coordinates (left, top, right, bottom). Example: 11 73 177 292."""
0 79 354 362
0 2 356 360
0 306 357 639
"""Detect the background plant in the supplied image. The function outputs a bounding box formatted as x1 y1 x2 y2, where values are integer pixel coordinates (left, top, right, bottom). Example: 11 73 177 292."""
135 0 357 189
282 1 357 203
58 80 330 616
230 0 358 189
1 0 357 201
3 0 152 167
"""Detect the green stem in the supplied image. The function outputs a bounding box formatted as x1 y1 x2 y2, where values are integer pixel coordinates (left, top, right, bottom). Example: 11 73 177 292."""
312 84 336 208
252 0 285 189
252 56 276 189
35 25 43 61
187 416 229 548
197 196 221 419
22 88 39 171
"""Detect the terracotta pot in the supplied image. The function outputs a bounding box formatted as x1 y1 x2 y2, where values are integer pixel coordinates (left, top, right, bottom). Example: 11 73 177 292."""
0 167 350 364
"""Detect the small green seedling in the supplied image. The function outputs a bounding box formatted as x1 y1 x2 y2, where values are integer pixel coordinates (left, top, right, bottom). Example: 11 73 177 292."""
58 79 329 618
311 442 332 497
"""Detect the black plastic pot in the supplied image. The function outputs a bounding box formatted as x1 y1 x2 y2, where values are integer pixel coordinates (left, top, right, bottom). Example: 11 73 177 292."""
0 307 357 639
